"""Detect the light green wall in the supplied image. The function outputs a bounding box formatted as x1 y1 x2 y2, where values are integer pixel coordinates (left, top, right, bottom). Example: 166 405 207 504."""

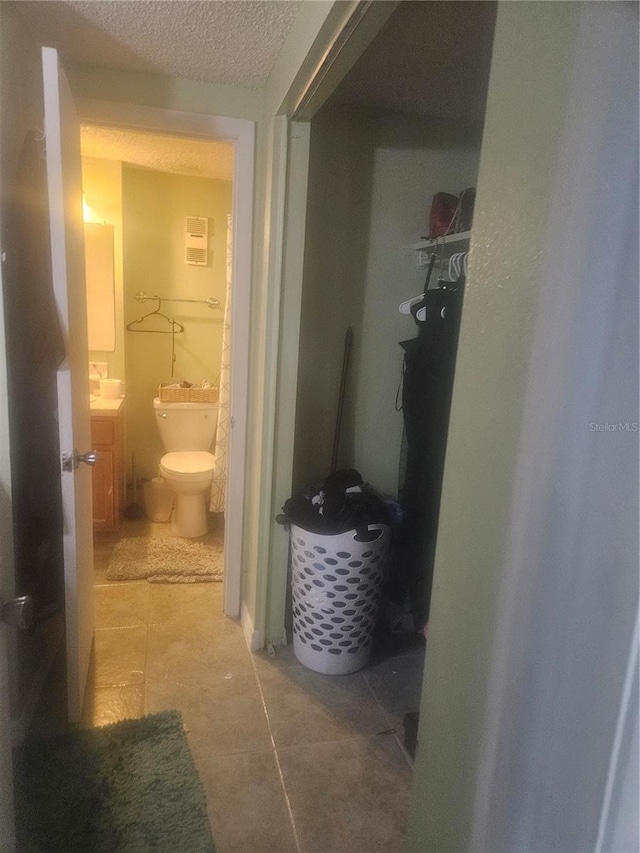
295 106 482 498
294 106 369 491
122 166 231 481
353 117 480 497
82 157 125 382
408 3 581 850
69 66 262 122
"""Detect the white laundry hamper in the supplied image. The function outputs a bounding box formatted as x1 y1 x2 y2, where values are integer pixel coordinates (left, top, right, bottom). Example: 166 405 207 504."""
290 523 391 675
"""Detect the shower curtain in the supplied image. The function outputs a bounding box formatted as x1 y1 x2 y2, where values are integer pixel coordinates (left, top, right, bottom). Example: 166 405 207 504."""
210 214 232 513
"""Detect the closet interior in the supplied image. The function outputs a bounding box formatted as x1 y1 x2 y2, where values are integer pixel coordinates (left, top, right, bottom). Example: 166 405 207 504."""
292 0 497 750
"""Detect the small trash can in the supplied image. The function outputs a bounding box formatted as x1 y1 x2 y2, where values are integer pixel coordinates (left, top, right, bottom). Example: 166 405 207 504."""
290 523 391 675
143 477 174 523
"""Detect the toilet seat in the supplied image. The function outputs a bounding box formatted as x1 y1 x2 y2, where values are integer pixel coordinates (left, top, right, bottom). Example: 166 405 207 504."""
160 451 215 480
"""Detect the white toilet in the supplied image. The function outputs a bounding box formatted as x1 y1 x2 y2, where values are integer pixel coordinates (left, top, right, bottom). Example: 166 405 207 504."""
153 397 219 538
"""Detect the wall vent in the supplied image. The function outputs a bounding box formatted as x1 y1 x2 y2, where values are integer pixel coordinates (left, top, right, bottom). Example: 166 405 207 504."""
185 216 209 266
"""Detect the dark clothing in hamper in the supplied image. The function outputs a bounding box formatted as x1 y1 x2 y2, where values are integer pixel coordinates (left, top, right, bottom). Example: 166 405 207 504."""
277 469 395 538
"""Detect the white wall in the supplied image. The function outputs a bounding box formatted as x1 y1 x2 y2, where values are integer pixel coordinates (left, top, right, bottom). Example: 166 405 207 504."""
409 2 639 850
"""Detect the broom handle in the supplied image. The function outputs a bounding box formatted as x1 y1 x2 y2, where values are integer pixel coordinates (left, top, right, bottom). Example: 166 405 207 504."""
330 327 353 475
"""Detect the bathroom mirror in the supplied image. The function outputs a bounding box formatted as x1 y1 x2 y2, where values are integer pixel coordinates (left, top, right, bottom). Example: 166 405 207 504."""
84 222 115 351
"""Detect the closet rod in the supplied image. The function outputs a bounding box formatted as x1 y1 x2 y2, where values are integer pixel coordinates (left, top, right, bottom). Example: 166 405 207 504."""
134 290 221 309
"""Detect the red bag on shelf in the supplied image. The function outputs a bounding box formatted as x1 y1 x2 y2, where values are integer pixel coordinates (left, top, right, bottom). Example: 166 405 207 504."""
429 192 459 238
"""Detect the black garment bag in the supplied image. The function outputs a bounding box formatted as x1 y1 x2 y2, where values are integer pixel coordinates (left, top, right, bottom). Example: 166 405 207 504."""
393 281 465 629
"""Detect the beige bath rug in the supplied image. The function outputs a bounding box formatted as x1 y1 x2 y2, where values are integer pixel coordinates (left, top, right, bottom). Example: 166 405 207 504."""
107 537 224 583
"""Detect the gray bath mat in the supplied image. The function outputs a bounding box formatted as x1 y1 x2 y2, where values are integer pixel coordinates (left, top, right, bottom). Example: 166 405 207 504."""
107 537 224 583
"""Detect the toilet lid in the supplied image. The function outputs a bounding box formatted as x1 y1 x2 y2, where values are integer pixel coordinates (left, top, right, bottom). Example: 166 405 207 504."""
160 451 215 475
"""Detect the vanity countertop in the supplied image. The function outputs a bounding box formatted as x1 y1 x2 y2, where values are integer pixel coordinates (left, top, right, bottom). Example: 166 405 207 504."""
90 395 125 416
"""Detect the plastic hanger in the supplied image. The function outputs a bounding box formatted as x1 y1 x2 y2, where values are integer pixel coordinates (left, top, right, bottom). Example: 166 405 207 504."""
399 253 438 314
399 293 426 315
414 275 466 321
447 252 468 281
407 255 437 325
398 253 439 315
400 250 468 322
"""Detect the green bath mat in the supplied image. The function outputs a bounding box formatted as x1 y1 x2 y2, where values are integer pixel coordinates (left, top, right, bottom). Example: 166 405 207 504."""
14 710 216 852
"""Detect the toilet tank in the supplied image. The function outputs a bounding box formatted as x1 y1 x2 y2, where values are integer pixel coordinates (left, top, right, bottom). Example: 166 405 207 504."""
153 398 219 451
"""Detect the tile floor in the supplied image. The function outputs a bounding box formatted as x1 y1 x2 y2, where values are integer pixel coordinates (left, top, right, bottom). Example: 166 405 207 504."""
82 520 424 853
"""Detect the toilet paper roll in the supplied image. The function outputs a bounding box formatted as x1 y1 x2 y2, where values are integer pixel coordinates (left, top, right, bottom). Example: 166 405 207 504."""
100 378 122 399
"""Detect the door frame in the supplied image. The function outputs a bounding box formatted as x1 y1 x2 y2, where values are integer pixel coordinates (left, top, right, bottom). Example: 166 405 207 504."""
75 99 254 620
259 0 398 644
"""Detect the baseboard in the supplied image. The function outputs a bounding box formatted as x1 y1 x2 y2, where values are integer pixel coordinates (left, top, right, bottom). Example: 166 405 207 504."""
241 602 263 652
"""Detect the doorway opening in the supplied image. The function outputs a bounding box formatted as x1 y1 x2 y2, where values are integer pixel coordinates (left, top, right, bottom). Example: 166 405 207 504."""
80 125 236 725
289 0 497 761
78 99 255 642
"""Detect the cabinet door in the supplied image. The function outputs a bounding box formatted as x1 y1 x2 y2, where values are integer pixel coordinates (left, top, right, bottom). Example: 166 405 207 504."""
91 447 115 531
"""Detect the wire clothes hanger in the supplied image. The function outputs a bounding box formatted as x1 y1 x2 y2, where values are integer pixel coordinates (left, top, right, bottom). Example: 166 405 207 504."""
125 298 185 334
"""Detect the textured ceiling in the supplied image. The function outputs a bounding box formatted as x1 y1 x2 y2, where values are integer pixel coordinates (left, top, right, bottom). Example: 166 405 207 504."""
17 0 302 89
81 125 234 180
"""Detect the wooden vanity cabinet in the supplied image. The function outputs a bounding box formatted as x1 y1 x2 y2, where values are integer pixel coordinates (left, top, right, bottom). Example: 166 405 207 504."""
91 408 124 537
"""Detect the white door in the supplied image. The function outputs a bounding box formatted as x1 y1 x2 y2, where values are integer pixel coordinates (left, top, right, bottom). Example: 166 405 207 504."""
42 46 94 723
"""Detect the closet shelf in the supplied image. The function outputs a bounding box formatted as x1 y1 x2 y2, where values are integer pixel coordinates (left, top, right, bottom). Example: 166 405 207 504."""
411 230 472 251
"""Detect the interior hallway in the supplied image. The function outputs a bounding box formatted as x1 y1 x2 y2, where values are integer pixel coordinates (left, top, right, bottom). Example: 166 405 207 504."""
58 519 424 853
